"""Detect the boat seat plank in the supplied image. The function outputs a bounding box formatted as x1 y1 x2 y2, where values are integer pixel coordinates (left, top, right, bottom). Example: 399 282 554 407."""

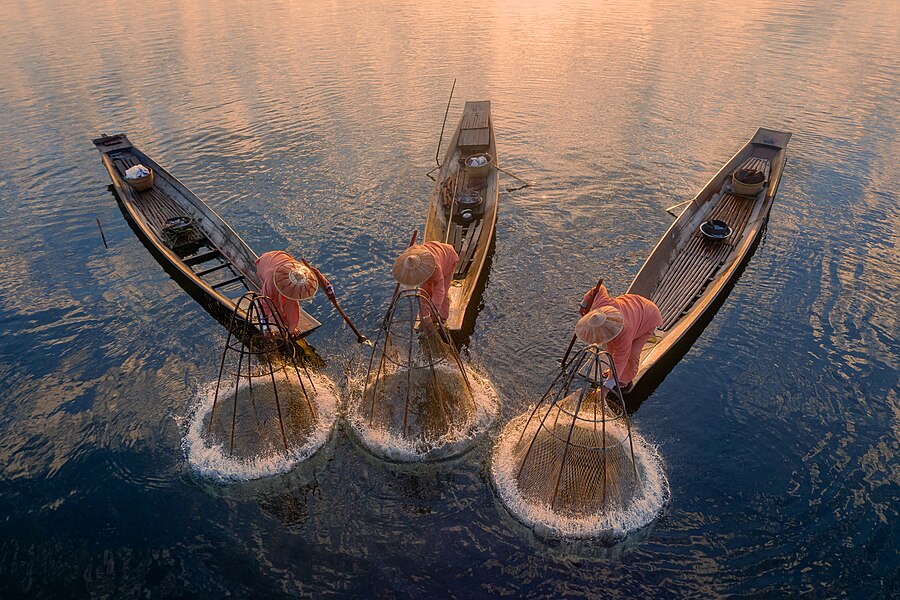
195 262 233 277
211 275 245 290
459 128 490 148
455 219 484 278
185 250 222 266
452 222 464 249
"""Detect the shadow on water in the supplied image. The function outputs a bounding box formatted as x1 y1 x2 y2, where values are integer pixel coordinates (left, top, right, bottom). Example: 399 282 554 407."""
104 183 324 368
624 222 771 413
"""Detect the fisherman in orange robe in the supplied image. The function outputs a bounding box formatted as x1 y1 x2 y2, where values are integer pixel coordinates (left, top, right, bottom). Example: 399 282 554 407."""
254 250 317 336
579 282 663 390
392 242 459 321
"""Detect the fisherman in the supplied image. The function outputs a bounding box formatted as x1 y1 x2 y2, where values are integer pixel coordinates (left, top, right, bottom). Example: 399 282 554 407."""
255 251 318 337
392 242 459 321
577 282 663 391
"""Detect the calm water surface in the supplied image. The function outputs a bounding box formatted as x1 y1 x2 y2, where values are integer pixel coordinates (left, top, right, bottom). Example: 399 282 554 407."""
1 0 898 596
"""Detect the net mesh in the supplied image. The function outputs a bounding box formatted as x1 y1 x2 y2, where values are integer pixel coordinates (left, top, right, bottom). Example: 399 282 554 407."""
208 293 321 459
355 288 476 450
509 346 639 516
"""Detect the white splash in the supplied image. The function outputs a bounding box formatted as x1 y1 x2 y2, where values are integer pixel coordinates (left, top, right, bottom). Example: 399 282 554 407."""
490 411 669 540
347 366 501 463
183 372 338 482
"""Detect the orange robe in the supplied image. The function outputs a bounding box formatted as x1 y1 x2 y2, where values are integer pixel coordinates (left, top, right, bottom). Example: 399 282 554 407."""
419 241 459 321
582 284 662 385
255 251 303 335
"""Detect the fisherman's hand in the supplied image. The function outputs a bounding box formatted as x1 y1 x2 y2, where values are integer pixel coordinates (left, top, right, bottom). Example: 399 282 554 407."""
580 301 590 316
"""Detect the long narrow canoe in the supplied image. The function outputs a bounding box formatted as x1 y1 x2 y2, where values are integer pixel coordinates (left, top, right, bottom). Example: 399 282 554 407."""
93 133 320 338
625 128 791 393
424 100 500 333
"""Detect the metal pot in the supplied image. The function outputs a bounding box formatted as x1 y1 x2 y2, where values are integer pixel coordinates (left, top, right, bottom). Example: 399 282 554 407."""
700 219 732 241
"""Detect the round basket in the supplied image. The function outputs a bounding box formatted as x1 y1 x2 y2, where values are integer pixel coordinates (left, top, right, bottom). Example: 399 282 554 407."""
731 168 764 196
126 169 154 192
463 153 492 178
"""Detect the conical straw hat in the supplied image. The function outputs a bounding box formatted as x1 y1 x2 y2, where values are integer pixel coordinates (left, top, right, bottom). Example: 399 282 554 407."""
273 261 318 300
575 307 624 344
392 246 437 285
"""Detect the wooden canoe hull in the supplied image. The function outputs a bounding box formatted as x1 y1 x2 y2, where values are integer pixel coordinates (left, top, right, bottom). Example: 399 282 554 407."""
424 101 500 333
625 128 791 396
93 133 321 343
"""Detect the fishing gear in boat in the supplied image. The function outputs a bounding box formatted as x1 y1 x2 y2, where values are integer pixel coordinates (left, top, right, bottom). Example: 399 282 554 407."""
207 292 332 460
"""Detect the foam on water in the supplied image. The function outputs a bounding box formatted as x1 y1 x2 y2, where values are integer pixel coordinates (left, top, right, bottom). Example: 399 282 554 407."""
184 373 339 482
347 365 501 462
490 411 669 540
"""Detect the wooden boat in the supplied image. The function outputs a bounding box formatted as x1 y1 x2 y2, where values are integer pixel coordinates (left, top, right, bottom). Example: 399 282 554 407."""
92 133 320 339
424 100 500 332
625 128 791 393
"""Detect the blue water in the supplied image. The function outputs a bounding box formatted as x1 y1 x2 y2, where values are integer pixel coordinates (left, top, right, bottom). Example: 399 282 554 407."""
0 0 897 596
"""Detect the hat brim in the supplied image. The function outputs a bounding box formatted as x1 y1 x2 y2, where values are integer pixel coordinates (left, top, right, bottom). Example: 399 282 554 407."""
392 247 437 285
273 262 318 300
575 309 624 344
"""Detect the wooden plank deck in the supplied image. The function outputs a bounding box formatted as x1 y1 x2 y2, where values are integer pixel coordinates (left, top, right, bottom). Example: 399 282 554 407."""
458 101 491 148
650 186 763 330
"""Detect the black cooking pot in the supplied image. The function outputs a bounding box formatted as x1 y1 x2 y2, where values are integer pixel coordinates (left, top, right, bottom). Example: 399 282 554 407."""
700 219 732 241
455 190 482 209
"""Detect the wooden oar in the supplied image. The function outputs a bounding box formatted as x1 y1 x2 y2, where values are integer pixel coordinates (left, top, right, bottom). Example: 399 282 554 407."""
559 277 604 368
665 197 694 217
494 164 531 189
385 229 419 324
300 257 371 346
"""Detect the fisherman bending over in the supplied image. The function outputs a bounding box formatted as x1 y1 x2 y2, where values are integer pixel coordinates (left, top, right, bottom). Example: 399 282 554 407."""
392 242 459 321
577 282 662 392
255 251 318 336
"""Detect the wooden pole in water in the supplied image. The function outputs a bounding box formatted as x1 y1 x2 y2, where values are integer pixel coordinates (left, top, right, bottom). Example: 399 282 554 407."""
495 164 531 188
96 219 108 249
560 277 604 369
435 78 457 167
383 229 419 328
299 257 370 345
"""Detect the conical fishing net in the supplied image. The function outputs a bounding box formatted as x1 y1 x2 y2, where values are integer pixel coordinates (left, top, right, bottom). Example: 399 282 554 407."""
206 292 330 462
507 346 640 516
349 288 481 460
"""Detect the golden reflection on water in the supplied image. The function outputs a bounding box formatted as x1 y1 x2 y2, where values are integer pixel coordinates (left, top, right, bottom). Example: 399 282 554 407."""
0 0 897 595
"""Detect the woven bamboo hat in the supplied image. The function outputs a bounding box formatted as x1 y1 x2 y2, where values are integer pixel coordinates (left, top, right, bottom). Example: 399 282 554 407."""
273 261 318 300
392 245 437 285
575 307 624 344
